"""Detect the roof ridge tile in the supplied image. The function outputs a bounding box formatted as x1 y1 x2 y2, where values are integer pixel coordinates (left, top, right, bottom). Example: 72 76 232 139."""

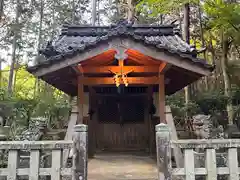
32 21 213 72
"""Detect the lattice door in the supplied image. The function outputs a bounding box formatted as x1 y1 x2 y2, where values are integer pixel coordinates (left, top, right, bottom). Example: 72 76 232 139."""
96 95 148 151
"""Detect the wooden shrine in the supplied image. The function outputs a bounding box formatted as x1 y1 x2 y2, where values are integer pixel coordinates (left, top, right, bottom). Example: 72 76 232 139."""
27 20 213 154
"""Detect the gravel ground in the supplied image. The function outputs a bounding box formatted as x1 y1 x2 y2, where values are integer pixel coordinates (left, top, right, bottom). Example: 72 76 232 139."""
88 153 158 180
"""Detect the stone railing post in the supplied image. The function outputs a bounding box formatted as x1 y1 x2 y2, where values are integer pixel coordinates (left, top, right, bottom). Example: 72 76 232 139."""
72 124 88 180
0 127 7 169
156 123 171 180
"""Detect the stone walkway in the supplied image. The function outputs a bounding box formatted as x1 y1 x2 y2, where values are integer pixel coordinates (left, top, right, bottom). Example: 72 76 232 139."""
88 153 158 180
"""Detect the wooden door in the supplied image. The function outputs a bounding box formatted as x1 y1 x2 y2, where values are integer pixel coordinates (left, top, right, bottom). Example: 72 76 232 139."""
96 123 148 151
95 95 149 151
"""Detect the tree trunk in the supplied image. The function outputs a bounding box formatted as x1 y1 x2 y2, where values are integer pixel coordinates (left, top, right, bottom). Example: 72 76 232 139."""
178 8 182 33
91 0 96 25
209 34 217 90
43 0 55 96
127 0 134 22
0 0 3 21
221 32 234 125
13 64 18 93
8 0 20 94
183 3 190 44
198 3 208 91
183 3 190 104
34 0 44 97
97 0 100 25
0 58 1 88
116 0 121 18
37 0 43 53
159 14 163 24
71 0 76 24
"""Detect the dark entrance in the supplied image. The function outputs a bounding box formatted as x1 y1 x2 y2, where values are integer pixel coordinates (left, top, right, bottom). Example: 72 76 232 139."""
93 87 149 151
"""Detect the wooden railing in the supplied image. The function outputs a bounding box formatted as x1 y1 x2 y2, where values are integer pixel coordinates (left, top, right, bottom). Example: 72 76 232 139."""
0 124 88 180
156 123 240 180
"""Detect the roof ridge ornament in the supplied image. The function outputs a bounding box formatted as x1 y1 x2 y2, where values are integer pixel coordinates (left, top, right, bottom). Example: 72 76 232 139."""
114 46 128 60
110 19 134 35
111 39 128 60
111 19 134 28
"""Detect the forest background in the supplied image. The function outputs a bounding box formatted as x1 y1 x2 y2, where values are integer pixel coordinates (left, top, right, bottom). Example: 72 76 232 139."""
0 0 240 139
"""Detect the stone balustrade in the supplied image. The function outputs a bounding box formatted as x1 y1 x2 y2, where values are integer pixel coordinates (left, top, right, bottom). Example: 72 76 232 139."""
0 124 88 180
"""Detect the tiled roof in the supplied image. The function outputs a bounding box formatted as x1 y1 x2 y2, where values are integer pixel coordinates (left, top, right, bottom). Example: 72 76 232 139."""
30 20 213 71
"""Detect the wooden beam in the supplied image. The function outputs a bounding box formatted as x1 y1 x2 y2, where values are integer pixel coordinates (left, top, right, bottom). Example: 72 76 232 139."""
159 63 167 73
79 66 160 74
159 74 166 123
118 59 124 67
95 93 148 97
128 52 171 73
159 62 172 74
79 77 159 85
78 64 84 75
80 49 116 66
127 50 160 65
72 65 82 77
128 54 160 65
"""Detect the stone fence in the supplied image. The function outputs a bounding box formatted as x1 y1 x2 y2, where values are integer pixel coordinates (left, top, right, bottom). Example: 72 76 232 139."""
156 123 240 180
0 124 88 180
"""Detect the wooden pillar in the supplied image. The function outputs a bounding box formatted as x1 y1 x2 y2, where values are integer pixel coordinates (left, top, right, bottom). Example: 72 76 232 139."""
78 76 84 124
144 92 149 153
72 124 88 180
147 86 153 155
159 74 166 123
88 87 97 157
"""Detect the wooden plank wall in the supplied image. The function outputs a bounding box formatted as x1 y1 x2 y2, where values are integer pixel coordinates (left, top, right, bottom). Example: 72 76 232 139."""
96 123 148 151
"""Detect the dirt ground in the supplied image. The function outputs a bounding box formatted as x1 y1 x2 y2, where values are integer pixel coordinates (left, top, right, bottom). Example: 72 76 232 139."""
88 153 158 180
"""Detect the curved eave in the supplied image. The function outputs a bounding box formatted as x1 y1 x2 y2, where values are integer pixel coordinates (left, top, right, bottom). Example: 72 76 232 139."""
26 36 214 96
27 34 214 74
